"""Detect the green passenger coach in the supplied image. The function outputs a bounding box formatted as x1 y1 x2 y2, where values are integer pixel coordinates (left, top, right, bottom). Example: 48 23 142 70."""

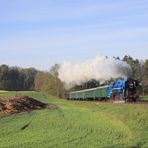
68 86 110 101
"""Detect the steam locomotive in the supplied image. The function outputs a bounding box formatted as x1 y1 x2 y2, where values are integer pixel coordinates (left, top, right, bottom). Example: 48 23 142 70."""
68 78 139 102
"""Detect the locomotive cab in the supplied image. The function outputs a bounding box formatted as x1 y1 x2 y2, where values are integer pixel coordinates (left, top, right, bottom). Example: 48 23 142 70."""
109 79 126 102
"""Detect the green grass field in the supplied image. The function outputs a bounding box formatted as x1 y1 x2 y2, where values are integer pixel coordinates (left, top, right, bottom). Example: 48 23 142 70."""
0 91 148 148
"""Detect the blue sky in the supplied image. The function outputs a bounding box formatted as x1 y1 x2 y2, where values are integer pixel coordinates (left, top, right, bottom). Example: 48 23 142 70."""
0 0 148 70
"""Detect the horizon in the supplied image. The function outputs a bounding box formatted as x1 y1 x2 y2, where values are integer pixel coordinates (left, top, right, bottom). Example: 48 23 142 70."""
0 0 148 70
0 54 146 72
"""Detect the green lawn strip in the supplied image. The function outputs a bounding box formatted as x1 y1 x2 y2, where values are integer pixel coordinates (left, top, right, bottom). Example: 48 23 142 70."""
72 101 148 147
138 96 148 102
0 91 148 147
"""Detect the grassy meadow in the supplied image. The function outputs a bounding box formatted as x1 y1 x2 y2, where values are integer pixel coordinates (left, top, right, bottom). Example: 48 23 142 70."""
0 91 148 148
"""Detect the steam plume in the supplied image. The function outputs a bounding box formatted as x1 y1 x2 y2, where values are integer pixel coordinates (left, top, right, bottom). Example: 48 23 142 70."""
58 55 131 88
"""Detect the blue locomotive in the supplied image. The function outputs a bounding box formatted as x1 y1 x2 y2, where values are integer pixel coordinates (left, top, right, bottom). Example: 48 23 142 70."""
68 78 139 102
109 78 139 102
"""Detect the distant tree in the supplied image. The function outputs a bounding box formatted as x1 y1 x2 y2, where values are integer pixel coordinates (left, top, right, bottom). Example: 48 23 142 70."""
122 55 141 79
48 64 65 97
34 72 48 92
141 60 148 94
113 56 120 60
8 67 21 90
34 64 66 97
0 65 9 89
22 68 37 90
45 64 66 97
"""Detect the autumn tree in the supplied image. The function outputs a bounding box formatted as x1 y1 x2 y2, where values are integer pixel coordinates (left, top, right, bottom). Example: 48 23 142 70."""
34 64 66 97
47 64 65 97
34 72 48 92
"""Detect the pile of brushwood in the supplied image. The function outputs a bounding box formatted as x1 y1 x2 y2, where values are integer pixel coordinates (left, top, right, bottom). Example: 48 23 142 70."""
0 95 50 116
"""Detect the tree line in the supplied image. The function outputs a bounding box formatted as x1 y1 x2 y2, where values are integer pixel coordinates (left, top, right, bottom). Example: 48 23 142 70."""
0 64 65 97
0 55 148 96
0 65 37 91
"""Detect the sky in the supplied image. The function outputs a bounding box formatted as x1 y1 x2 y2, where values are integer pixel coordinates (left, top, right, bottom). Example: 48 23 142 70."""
0 0 148 70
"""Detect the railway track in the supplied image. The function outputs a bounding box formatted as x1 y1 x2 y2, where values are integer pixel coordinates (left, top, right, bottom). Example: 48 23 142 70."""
69 99 148 106
126 101 148 106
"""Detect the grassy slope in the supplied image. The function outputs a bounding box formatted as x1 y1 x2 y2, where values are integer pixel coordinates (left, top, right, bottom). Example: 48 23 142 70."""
0 91 148 148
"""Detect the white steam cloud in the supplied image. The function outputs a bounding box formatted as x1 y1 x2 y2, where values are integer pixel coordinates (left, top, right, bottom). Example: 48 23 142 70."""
58 55 131 88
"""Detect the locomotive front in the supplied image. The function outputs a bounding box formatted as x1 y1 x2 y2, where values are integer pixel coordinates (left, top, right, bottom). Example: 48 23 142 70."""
124 78 139 102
